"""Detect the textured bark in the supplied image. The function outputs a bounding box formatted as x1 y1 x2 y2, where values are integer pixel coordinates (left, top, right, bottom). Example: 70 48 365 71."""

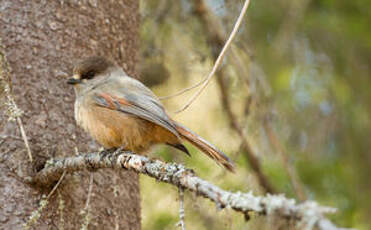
0 1 140 229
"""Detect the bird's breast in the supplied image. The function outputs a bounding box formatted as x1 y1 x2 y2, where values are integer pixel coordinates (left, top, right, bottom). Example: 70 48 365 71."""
74 100 158 152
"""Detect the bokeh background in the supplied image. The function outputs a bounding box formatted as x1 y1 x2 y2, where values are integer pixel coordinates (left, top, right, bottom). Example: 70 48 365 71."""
138 0 371 229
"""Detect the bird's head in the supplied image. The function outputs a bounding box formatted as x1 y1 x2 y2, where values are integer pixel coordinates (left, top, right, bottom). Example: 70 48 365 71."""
67 56 115 85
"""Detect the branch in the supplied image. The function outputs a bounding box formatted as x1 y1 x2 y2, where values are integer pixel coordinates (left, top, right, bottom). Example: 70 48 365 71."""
31 151 348 230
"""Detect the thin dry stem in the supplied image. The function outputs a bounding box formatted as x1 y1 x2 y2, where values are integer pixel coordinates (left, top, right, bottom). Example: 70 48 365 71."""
17 117 33 162
80 173 94 230
159 78 204 100
159 0 250 110
47 171 66 199
84 174 94 210
175 0 250 113
24 171 66 230
1 38 32 162
190 0 275 193
177 187 186 230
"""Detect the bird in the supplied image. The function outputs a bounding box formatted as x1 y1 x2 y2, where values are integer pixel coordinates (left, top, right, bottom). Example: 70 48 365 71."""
67 56 235 172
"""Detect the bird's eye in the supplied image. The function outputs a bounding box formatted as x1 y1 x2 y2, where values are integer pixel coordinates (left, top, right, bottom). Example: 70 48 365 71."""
83 71 95 79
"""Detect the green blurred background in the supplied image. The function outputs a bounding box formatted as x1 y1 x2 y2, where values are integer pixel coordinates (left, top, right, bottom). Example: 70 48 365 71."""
138 0 371 229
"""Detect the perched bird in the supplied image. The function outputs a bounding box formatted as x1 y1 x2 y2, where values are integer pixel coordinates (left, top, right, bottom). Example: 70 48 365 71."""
67 56 235 172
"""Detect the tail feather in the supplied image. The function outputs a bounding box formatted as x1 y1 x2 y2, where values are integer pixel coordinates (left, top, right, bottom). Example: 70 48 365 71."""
166 143 191 156
174 122 235 172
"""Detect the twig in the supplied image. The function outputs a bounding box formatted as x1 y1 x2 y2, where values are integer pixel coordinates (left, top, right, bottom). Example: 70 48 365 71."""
177 187 186 230
17 117 33 162
80 173 94 230
191 0 276 194
175 0 250 113
161 0 250 112
158 76 204 100
193 0 305 200
1 38 32 162
31 150 348 230
24 171 66 230
84 174 94 210
47 171 66 199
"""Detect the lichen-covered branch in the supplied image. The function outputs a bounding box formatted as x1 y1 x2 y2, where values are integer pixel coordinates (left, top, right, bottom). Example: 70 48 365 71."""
31 151 347 230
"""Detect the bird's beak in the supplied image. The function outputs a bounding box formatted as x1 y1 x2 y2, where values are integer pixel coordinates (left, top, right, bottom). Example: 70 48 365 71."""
67 75 81 85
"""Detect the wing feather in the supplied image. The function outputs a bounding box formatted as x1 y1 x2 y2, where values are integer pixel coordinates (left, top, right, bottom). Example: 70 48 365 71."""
93 91 179 138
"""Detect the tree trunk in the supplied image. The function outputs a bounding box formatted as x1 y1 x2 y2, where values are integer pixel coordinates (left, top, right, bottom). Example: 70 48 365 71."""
0 1 140 229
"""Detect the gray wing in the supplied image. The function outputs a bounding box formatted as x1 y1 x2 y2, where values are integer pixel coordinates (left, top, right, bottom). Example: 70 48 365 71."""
93 75 180 138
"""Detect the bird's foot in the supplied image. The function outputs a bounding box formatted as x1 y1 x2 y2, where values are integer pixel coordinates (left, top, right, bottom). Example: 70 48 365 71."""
100 146 130 157
100 148 117 158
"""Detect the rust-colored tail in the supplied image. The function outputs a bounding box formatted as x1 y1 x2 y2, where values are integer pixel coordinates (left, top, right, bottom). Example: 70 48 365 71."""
174 122 235 172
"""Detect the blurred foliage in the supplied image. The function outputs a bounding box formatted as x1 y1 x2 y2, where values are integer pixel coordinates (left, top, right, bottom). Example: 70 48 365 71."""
139 0 371 229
